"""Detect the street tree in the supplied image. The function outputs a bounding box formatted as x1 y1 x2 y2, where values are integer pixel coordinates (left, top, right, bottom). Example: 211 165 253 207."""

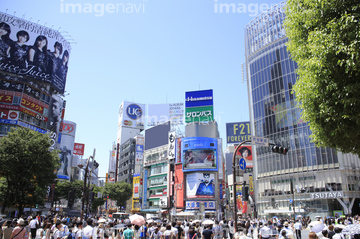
0 127 60 214
284 0 360 155
102 182 132 208
53 180 84 202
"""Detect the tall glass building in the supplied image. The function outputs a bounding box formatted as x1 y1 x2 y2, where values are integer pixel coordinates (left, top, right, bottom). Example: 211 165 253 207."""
245 2 360 217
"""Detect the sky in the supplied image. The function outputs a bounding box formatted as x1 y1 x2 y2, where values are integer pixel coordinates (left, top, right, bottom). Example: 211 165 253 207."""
2 0 282 178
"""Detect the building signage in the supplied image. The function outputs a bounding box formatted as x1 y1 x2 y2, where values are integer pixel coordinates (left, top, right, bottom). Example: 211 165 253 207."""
175 138 182 164
310 191 344 199
118 101 145 130
226 122 251 144
0 94 13 104
185 89 213 108
185 201 216 210
160 197 168 208
185 105 214 123
0 104 21 110
143 169 148 206
147 103 184 126
21 97 44 114
73 143 85 155
168 131 176 160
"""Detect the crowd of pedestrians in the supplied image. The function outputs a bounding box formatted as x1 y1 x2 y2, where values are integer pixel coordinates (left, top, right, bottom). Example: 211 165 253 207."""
0 214 359 239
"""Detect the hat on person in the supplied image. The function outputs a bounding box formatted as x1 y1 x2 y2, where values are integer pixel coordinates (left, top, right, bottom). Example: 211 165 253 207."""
17 218 25 225
284 222 289 226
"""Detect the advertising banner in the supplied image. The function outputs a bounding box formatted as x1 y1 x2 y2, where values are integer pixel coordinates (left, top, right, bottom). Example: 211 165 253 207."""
175 164 184 207
168 131 175 160
133 175 140 198
236 185 243 211
185 201 216 210
0 12 71 94
108 147 116 173
118 101 145 130
185 105 214 123
186 172 215 198
182 137 217 172
73 143 85 155
47 94 65 150
185 89 213 108
175 138 182 164
147 103 184 126
226 122 251 144
236 145 253 168
58 120 76 180
143 169 148 206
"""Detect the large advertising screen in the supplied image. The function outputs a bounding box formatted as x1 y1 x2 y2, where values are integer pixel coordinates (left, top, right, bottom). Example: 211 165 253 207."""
0 12 71 94
186 172 215 198
147 103 184 126
226 121 251 144
182 137 218 172
118 101 145 130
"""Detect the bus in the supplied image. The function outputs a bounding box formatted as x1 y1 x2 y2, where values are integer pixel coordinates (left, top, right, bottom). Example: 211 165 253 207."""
111 212 130 222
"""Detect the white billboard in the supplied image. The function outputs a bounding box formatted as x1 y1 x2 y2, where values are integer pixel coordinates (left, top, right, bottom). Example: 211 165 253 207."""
147 103 184 127
58 120 76 180
118 101 145 130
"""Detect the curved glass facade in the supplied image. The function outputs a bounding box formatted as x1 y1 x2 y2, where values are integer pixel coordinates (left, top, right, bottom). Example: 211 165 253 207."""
245 2 360 217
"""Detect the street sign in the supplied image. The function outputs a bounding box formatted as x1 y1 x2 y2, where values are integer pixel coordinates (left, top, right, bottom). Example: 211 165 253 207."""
239 158 246 170
251 136 269 146
290 199 293 203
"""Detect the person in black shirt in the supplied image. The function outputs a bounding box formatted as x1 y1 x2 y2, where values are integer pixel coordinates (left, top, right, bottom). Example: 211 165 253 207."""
9 30 30 68
202 225 214 239
29 35 48 73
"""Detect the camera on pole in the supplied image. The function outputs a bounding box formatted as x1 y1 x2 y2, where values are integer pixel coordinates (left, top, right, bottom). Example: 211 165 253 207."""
271 144 288 155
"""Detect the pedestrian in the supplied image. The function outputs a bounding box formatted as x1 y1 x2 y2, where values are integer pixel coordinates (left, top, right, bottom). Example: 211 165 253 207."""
258 221 271 239
52 221 63 239
83 219 94 239
308 232 318 239
2 220 13 239
321 230 329 239
29 217 39 239
293 220 302 239
188 227 197 239
212 221 221 239
11 218 26 239
162 225 174 239
202 225 213 239
122 224 134 239
327 225 335 239
140 223 147 239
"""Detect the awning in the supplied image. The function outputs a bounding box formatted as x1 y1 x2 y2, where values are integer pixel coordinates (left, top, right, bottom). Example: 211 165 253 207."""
140 209 159 213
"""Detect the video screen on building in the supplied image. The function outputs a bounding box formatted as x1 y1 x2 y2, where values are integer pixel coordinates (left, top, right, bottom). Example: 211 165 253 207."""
182 137 218 172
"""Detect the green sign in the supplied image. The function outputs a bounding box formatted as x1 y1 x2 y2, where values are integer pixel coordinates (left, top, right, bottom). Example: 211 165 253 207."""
185 105 214 123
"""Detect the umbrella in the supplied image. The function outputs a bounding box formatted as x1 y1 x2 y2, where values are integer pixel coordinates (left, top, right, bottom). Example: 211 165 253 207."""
192 220 201 224
129 214 146 226
309 221 325 233
296 215 303 218
335 225 346 229
146 219 154 223
98 218 106 223
202 220 215 225
341 224 360 236
113 224 126 229
315 216 322 218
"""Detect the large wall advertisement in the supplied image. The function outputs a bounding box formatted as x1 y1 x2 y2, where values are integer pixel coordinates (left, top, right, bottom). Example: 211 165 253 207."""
0 12 71 94
175 164 184 207
186 172 215 198
47 94 65 150
226 122 251 144
58 120 76 180
185 89 214 123
118 101 145 130
147 103 184 126
135 135 144 165
182 137 218 172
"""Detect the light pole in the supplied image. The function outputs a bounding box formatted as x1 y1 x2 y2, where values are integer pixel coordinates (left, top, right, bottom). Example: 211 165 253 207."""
80 149 96 222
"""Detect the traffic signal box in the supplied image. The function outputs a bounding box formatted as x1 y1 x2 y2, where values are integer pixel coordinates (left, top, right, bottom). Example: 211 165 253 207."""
271 145 288 155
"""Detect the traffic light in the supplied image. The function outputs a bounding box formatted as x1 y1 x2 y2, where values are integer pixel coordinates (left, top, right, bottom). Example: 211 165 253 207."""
93 160 99 169
271 144 288 155
68 190 75 208
242 186 249 201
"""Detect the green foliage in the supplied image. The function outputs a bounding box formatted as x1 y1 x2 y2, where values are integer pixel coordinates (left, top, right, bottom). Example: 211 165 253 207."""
103 182 132 208
284 0 360 155
0 127 60 213
54 180 85 202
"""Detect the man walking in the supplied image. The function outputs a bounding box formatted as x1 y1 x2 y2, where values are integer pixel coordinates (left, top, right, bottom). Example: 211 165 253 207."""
29 217 39 239
293 220 302 239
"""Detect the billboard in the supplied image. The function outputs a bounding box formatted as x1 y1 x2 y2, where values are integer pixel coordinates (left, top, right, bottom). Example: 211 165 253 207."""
186 172 215 198
182 137 218 172
0 12 71 94
144 121 170 150
226 122 251 144
236 145 253 168
118 101 145 130
147 103 184 126
175 137 182 164
47 94 65 150
185 90 214 123
175 164 184 207
185 201 216 210
133 175 140 198
135 135 144 165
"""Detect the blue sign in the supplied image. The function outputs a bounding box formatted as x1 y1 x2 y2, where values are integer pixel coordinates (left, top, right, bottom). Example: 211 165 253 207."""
126 104 143 120
290 199 293 203
239 158 246 170
185 89 213 108
143 169 148 206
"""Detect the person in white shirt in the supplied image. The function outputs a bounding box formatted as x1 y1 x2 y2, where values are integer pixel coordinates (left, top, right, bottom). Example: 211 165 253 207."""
293 220 302 239
29 217 39 239
83 219 94 239
279 222 294 239
53 221 63 239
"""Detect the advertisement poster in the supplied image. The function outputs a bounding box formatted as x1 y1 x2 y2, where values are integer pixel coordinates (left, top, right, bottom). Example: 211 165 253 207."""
147 103 184 126
57 120 76 180
73 143 85 156
175 164 184 207
0 12 71 94
133 175 140 198
236 185 243 211
236 145 253 168
182 137 218 172
186 172 215 198
47 94 65 150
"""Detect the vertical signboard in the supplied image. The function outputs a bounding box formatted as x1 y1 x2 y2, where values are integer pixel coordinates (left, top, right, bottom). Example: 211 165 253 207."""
168 131 176 160
175 164 184 207
135 135 144 165
143 169 148 207
58 120 76 180
175 138 182 164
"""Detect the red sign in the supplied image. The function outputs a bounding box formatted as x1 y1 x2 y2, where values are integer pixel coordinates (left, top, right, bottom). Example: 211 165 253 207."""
21 97 44 114
73 143 85 155
61 122 76 134
0 109 9 119
0 94 13 104
175 164 185 207
0 104 21 110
